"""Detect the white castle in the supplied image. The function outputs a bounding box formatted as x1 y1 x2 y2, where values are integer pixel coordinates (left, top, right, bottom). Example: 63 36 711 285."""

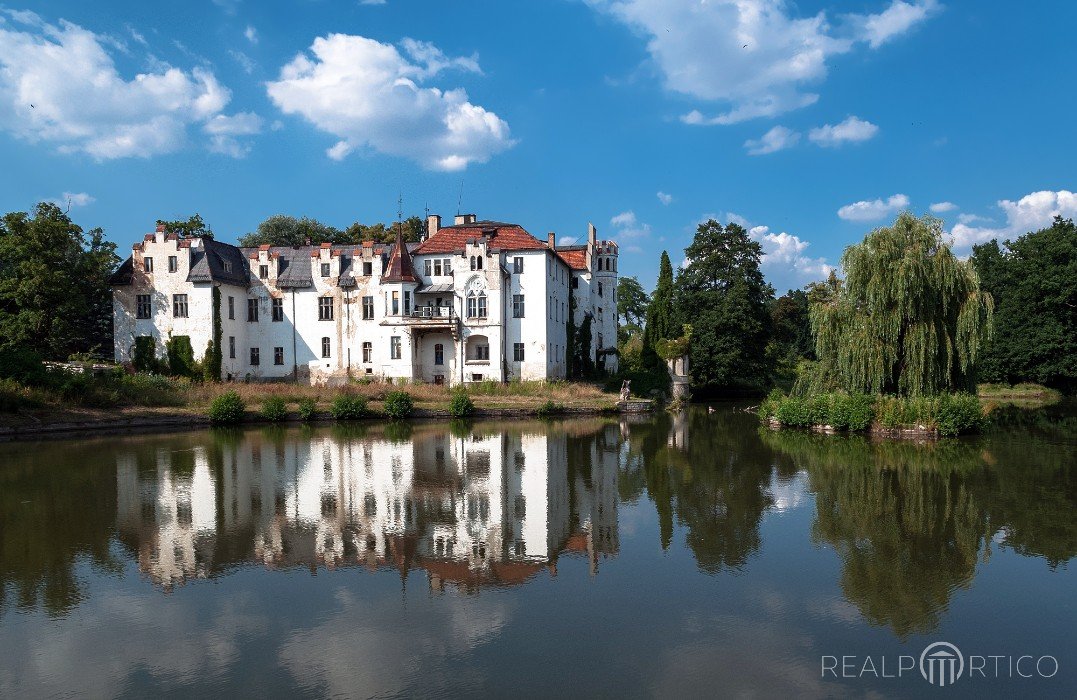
110 213 619 384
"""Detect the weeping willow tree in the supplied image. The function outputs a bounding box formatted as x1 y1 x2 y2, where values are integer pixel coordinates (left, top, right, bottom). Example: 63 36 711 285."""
811 213 993 396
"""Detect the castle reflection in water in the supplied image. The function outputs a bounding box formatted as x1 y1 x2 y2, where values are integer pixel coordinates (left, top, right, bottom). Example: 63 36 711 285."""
115 422 621 593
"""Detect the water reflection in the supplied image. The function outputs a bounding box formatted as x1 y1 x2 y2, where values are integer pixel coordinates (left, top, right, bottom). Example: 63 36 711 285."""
113 421 620 593
1 403 1074 649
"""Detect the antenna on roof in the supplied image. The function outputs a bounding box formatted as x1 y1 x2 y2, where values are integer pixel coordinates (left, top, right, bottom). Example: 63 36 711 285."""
456 179 464 216
397 191 403 224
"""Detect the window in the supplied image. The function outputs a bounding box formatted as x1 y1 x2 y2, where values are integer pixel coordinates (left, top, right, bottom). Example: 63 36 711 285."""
513 256 524 274
320 262 331 278
136 294 151 319
247 298 259 322
168 256 178 273
250 347 260 365
362 295 374 320
513 294 525 318
228 296 234 320
362 261 373 276
572 276 579 289
173 294 188 318
434 343 444 365
424 259 432 276
259 264 268 280
272 298 284 322
442 257 451 274
321 337 331 358
223 261 233 273
470 255 483 271
513 342 524 361
433 258 442 276
390 336 401 360
362 342 372 363
473 344 490 361
466 291 487 319
229 336 235 359
598 282 603 297
274 347 284 365
143 257 153 273
318 297 333 321
391 291 399 316
404 291 411 315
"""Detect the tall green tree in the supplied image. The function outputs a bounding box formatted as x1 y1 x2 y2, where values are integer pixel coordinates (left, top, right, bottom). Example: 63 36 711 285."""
812 212 993 396
971 216 1077 390
617 276 649 328
642 251 675 369
673 221 774 390
238 215 343 247
157 214 212 239
0 203 119 359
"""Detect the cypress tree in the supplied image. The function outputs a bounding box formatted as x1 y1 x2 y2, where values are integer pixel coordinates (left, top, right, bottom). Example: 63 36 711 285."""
811 213 993 396
642 251 675 368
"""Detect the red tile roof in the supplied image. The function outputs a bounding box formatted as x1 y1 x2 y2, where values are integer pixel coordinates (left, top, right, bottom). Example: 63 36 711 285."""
414 221 549 254
556 247 588 271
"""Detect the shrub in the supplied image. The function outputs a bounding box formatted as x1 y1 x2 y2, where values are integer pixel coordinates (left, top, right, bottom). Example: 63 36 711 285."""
843 394 876 431
132 336 161 373
208 391 246 424
297 397 317 421
384 390 414 419
936 393 984 436
536 400 565 418
758 388 784 421
166 335 197 378
774 395 810 427
0 347 48 386
448 390 474 418
261 396 287 422
330 394 367 420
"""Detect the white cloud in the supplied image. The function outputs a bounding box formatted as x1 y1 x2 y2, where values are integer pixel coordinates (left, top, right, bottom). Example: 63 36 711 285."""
360 0 387 4
807 115 878 146
0 13 250 159
610 210 652 238
49 191 95 207
587 0 937 124
125 24 147 47
950 190 1077 250
657 191 673 205
851 0 939 49
929 201 957 213
203 111 263 157
229 49 255 74
744 125 799 155
244 25 257 44
266 33 512 170
956 212 989 225
837 193 910 222
749 225 832 282
557 235 579 246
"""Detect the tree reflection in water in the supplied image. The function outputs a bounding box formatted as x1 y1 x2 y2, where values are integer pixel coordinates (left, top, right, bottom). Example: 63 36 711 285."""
759 401 1077 637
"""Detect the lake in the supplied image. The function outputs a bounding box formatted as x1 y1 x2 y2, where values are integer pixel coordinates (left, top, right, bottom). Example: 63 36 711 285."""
0 403 1074 698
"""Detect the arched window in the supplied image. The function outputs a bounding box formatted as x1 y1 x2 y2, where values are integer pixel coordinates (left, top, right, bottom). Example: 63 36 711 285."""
466 290 487 318
476 256 483 270
470 256 476 271
434 343 444 365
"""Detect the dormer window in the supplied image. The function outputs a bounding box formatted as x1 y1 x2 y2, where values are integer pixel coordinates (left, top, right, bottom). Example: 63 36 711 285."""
259 264 268 280
321 263 331 278
168 256 178 273
143 257 153 273
223 260 233 273
363 261 373 276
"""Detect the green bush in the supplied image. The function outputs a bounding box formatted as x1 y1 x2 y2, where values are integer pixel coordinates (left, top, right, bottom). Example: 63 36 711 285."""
261 396 287 422
208 391 246 424
132 336 161 373
0 347 48 386
536 400 565 418
843 394 876 431
448 390 474 418
936 393 984 436
166 335 197 378
384 390 414 419
297 397 317 421
330 394 368 420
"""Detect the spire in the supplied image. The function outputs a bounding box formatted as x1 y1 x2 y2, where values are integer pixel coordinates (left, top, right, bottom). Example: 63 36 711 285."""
382 220 417 283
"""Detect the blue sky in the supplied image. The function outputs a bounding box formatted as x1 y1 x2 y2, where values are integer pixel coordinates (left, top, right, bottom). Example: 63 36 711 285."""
1 0 1074 292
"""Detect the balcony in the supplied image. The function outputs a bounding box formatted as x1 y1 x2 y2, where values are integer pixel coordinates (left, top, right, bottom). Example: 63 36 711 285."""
381 304 460 337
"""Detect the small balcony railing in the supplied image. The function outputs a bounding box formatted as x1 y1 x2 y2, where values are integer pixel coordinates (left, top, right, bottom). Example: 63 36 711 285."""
407 305 455 320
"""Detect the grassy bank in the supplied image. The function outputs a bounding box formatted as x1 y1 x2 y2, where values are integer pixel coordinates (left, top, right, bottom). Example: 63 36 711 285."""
0 370 627 431
977 383 1062 401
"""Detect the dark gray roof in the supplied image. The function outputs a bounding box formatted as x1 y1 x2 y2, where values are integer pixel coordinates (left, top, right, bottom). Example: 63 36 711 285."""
109 256 134 285
415 282 454 294
274 251 314 289
188 239 250 286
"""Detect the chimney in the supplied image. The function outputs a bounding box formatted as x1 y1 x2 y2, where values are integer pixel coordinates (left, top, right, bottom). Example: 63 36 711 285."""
455 213 476 225
547 232 556 250
427 214 441 237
